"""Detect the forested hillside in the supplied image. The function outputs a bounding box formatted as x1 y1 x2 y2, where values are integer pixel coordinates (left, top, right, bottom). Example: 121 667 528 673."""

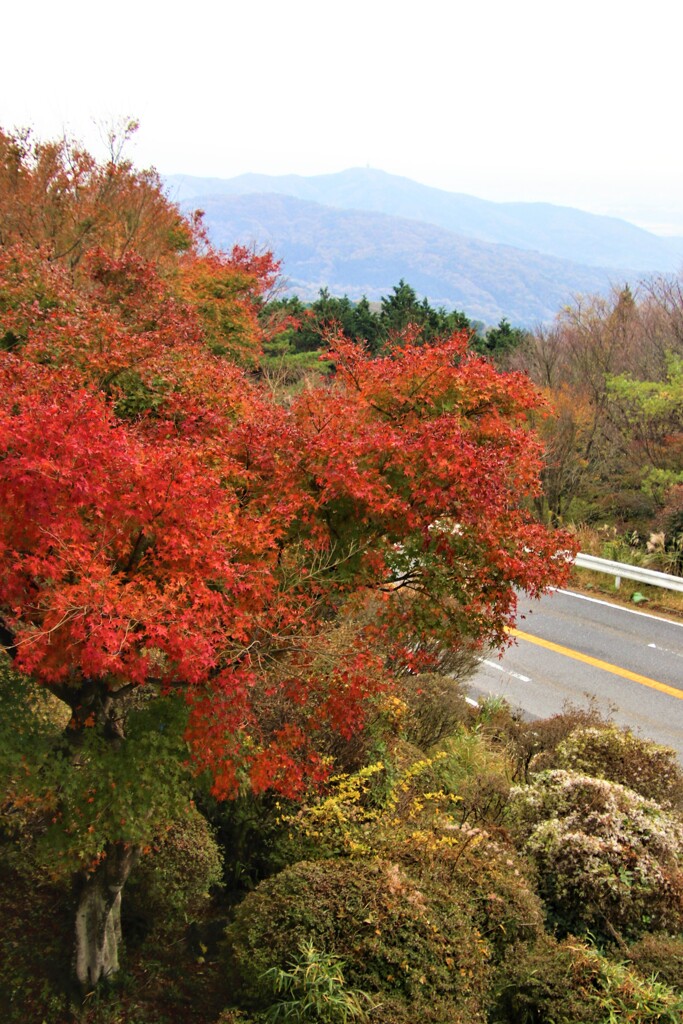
184 191 624 326
1 127 682 1024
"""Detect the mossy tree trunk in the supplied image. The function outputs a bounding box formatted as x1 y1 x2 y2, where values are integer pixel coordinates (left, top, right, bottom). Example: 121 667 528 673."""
73 840 140 993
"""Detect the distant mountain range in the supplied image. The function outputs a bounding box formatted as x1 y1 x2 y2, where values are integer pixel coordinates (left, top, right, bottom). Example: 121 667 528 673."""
166 168 683 327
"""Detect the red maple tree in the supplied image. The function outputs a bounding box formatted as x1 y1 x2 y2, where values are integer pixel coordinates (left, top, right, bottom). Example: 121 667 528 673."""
0 127 575 990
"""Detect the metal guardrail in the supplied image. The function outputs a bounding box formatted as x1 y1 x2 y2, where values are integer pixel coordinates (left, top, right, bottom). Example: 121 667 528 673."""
574 552 683 594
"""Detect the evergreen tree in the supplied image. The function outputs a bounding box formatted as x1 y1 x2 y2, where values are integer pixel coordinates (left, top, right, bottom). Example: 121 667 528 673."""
472 318 528 364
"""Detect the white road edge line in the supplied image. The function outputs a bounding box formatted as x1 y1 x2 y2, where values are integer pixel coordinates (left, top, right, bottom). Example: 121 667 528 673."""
479 658 532 683
554 588 683 627
648 642 683 659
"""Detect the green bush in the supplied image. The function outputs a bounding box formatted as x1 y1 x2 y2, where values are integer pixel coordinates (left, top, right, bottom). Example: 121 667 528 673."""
223 857 492 1023
626 932 683 993
395 827 545 961
282 746 542 962
509 770 683 941
432 728 513 828
200 790 315 897
492 935 683 1023
550 725 683 808
127 805 223 937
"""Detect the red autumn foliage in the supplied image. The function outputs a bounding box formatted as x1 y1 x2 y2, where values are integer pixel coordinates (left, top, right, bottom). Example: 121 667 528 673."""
0 126 576 804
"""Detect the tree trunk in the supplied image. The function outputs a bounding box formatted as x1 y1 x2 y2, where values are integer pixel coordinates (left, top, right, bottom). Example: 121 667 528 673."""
73 841 139 993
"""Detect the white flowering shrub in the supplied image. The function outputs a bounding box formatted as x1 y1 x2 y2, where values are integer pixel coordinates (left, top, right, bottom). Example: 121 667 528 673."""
547 726 683 809
509 770 683 939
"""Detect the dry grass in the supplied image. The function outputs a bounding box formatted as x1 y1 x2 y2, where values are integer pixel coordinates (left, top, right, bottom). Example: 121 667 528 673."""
569 566 683 622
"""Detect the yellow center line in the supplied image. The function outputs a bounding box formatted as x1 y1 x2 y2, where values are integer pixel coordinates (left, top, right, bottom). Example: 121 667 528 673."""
507 628 683 701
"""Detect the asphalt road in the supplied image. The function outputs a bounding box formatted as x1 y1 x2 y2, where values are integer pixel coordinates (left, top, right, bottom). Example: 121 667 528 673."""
468 588 683 760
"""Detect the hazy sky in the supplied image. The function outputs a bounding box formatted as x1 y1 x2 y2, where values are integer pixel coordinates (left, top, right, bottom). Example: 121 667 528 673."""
3 1 682 233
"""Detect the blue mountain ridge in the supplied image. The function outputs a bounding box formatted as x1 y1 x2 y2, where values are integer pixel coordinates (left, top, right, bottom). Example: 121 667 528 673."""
165 168 683 326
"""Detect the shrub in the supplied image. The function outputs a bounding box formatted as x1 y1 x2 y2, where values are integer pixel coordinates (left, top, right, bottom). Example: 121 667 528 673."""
200 790 315 898
286 755 460 860
398 671 473 751
127 805 223 937
660 484 683 574
509 770 683 941
432 728 513 827
396 827 545 961
223 857 492 1023
509 700 610 781
492 935 683 1023
626 933 683 992
286 742 543 961
551 726 683 808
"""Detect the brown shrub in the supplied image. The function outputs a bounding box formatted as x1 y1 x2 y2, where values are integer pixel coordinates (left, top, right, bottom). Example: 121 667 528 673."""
510 700 611 780
398 672 473 751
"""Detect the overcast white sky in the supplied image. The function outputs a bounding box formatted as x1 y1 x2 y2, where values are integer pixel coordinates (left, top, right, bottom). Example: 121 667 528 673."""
3 1 682 232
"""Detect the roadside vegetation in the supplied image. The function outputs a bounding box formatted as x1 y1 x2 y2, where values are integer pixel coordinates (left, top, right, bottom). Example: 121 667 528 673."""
3 652 682 1023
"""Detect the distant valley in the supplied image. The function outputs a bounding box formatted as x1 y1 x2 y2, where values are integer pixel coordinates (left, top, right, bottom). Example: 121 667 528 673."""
166 168 683 327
